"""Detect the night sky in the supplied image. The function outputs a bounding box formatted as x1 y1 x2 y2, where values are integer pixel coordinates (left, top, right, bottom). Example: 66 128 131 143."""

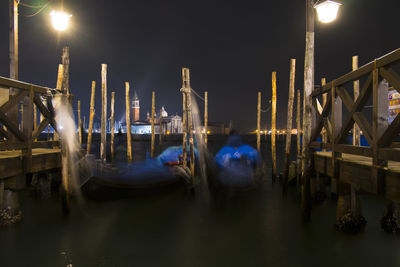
0 0 399 132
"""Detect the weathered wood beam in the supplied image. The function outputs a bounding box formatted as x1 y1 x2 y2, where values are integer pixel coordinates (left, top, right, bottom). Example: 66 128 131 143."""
315 48 400 96
379 148 400 162
0 126 9 139
379 67 400 94
0 109 26 141
32 118 49 140
335 77 372 144
310 92 332 142
0 76 54 94
378 113 400 148
0 90 28 112
33 95 57 130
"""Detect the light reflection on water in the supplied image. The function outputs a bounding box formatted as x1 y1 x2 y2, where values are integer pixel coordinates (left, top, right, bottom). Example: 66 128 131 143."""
0 136 399 267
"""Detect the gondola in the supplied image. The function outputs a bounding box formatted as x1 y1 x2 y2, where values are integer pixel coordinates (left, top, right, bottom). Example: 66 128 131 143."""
82 146 197 198
208 132 263 193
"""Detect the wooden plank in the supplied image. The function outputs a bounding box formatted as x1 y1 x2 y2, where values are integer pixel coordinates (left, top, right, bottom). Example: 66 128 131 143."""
317 49 400 96
0 76 54 94
335 144 372 157
379 148 400 162
32 141 60 148
0 141 26 150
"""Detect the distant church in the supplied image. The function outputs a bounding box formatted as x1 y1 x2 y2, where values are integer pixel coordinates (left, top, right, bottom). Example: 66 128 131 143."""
126 92 183 134
131 91 140 122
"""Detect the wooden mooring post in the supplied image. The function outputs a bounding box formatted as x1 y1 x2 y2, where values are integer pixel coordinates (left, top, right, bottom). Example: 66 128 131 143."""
87 81 96 155
151 91 155 158
257 91 261 151
181 68 195 184
271 71 277 182
296 89 302 186
100 64 107 162
126 82 132 162
204 91 208 146
54 64 63 144
321 78 327 152
110 92 115 161
159 107 162 146
77 100 82 145
182 90 187 170
61 47 70 94
283 59 296 192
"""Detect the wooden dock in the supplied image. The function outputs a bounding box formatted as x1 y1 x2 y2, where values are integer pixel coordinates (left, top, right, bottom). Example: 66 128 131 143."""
0 148 61 180
313 151 400 205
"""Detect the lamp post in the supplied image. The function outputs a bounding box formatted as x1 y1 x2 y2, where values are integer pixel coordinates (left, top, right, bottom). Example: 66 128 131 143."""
8 0 72 141
9 0 72 80
302 0 341 220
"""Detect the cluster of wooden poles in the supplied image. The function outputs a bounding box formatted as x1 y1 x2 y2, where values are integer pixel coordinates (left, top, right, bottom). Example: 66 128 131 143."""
254 56 361 211
69 64 208 186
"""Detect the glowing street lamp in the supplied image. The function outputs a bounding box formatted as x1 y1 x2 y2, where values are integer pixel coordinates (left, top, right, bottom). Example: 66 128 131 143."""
314 0 342 23
50 10 72 31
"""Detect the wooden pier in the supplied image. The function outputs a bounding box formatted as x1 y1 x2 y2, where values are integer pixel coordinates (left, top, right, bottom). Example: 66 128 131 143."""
0 76 61 186
304 48 400 229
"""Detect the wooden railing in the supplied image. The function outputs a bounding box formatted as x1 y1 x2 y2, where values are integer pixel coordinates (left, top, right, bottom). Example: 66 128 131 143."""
309 48 400 193
0 75 61 170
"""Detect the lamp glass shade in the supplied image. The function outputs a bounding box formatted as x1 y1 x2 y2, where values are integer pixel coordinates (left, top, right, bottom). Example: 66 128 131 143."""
314 0 341 23
50 10 72 31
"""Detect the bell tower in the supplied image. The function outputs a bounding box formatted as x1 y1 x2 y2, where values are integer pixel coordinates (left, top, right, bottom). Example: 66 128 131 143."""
132 91 140 122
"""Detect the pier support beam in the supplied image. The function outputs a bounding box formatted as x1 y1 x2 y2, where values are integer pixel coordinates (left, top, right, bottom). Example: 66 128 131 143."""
30 172 52 199
381 201 400 233
335 190 366 234
0 189 22 226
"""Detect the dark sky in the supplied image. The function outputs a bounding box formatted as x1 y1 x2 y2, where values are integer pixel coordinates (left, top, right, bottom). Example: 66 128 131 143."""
0 0 399 132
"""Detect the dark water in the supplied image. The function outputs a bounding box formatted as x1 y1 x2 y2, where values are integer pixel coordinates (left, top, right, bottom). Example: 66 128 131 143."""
1 135 399 267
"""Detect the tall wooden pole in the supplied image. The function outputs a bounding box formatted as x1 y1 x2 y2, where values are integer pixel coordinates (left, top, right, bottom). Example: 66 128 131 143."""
61 47 70 94
100 64 107 162
87 81 96 155
204 91 208 146
151 91 155 158
283 59 296 191
126 82 132 162
8 0 18 144
296 89 302 185
352 56 360 146
257 91 261 151
302 0 315 221
159 107 162 146
182 90 187 170
83 116 86 133
271 71 277 182
110 92 115 161
321 78 327 151
77 101 82 140
182 68 195 183
33 104 37 141
54 64 64 144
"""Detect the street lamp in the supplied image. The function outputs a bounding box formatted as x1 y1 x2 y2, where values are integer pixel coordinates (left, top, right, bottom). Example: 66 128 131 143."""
302 0 341 219
314 0 342 23
50 10 72 31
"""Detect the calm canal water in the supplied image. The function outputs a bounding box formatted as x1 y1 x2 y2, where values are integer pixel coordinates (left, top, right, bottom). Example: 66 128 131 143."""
0 135 399 267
